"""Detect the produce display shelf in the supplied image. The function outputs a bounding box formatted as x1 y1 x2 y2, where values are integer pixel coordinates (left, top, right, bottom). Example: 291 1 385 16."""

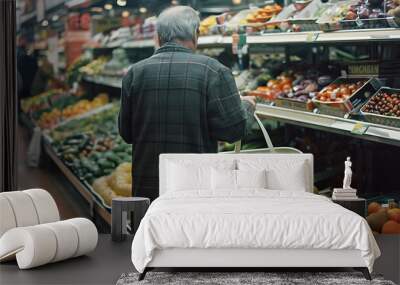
122 39 155 48
256 104 400 147
248 28 400 45
90 29 400 51
43 140 112 225
83 75 122 88
316 28 400 43
197 35 232 47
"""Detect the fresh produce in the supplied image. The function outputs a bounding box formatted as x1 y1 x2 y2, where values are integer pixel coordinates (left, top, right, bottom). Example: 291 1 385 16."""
250 69 334 104
245 4 282 23
367 210 388 232
199 16 217 36
382 220 400 234
21 89 64 115
368 201 382 214
38 108 62 129
362 90 400 117
79 57 108 76
315 80 365 103
92 162 132 206
102 49 130 76
366 201 400 234
108 163 132 196
344 0 400 21
62 93 109 119
92 176 118 206
50 103 132 186
50 103 119 141
37 94 109 129
250 72 294 101
278 78 319 102
66 56 91 87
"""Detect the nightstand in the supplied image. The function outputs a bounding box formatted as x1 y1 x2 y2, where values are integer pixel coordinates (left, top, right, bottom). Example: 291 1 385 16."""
332 198 367 217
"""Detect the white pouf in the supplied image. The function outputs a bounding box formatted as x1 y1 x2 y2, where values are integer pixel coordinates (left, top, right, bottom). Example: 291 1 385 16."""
24 189 60 224
0 218 98 269
0 196 17 237
1 191 39 227
0 189 60 237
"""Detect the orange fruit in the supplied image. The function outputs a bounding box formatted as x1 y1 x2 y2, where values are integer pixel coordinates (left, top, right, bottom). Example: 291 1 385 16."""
389 213 400 223
382 220 400 234
388 208 400 220
368 202 381 215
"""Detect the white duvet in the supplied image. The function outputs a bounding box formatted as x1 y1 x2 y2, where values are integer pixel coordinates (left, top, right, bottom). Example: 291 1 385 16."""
131 190 380 273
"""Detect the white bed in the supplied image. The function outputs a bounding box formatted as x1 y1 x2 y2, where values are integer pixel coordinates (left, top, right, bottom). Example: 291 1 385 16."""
131 154 380 280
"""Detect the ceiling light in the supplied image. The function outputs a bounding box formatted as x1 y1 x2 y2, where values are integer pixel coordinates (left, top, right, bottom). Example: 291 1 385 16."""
117 0 127 6
104 3 113 10
232 0 242 4
139 7 147 13
51 14 59 22
171 0 179 4
42 20 49 26
122 10 130 17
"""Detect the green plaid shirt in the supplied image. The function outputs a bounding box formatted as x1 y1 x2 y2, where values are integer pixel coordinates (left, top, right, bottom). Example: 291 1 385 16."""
119 42 253 200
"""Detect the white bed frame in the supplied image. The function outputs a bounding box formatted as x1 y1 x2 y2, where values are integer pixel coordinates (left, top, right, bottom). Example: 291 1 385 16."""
139 154 371 280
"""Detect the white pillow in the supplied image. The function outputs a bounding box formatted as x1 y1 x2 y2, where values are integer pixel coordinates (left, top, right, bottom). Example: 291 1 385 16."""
167 162 211 191
266 164 307 192
236 169 267 189
238 159 308 192
211 168 237 190
211 169 268 190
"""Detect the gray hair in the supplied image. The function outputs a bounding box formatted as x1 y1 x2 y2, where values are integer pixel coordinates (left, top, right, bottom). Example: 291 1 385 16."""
156 6 200 45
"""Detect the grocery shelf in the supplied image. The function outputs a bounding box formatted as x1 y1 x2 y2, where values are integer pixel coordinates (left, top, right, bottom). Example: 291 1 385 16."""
248 32 314 44
83 75 122 88
197 35 232 47
316 28 400 43
247 28 400 45
122 39 155 48
43 141 111 225
90 29 400 51
256 104 400 146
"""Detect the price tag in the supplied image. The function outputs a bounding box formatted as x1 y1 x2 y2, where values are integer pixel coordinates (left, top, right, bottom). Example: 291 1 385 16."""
306 33 318 42
355 19 364 27
351 123 368 135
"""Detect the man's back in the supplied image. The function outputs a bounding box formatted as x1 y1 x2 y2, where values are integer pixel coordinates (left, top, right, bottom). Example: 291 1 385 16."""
119 42 251 200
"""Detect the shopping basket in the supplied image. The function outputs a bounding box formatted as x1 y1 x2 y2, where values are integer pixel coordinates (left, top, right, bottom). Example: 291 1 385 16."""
232 113 302 154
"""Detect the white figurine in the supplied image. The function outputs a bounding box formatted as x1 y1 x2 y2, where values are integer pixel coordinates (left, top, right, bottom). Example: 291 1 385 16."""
343 157 353 189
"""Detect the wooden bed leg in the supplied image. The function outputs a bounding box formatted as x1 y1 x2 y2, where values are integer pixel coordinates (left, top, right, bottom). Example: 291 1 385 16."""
138 268 148 281
354 267 371 280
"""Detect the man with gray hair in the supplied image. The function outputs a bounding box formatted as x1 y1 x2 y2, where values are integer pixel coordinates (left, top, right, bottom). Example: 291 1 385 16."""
119 5 255 201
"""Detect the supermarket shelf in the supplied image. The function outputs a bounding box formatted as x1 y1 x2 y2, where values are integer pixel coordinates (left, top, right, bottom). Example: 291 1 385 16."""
43 141 111 225
122 39 155 48
92 29 400 51
256 104 400 146
198 35 232 47
83 75 122 88
248 32 314 44
317 28 400 43
248 28 400 45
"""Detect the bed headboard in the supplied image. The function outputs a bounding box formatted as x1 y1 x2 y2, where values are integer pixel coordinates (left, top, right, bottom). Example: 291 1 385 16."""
159 153 314 196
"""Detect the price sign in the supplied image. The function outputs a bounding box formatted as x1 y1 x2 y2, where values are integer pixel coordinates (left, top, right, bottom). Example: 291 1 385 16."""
351 123 368 135
306 33 318 42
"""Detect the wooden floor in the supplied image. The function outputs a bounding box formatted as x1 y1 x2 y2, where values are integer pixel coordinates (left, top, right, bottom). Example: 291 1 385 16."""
16 125 88 220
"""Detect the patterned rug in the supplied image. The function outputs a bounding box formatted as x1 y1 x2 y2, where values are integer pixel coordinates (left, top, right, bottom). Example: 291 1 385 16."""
116 271 395 285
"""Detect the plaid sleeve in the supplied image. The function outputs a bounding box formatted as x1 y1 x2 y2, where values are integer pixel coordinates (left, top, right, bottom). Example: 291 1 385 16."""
118 68 134 144
206 66 249 143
